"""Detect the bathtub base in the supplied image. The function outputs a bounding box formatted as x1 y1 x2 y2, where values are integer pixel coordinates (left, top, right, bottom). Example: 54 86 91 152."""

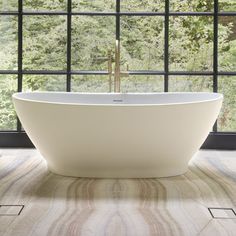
47 165 189 178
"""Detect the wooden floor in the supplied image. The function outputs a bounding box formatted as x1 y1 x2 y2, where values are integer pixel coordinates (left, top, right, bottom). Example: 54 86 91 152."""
0 149 235 236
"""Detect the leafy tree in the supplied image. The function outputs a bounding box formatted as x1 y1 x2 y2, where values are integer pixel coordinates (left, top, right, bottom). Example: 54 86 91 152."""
0 0 235 131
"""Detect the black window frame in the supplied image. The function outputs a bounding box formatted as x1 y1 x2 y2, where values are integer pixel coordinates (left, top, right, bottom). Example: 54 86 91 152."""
0 0 236 149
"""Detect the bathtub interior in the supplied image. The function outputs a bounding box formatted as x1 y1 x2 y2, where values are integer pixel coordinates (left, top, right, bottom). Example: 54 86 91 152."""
13 92 223 105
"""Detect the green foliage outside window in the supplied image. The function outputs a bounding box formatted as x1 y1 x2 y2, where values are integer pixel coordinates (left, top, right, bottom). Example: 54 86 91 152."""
0 0 235 131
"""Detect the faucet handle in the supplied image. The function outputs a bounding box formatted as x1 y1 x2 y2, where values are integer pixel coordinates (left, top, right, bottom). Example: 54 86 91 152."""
120 63 129 77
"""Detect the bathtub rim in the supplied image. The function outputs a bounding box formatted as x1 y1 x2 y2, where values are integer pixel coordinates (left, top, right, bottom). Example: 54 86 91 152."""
12 91 223 107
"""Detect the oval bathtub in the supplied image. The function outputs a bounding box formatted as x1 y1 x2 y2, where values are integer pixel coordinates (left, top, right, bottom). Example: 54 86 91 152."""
13 92 223 178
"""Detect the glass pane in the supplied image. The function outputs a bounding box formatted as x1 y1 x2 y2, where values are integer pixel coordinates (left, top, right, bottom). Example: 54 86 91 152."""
23 75 66 91
120 16 164 71
219 0 236 12
121 75 164 92
0 75 17 130
170 0 214 12
169 76 213 92
218 16 236 71
23 16 67 70
0 0 17 11
121 0 165 12
72 0 115 12
169 16 213 71
218 77 236 132
72 75 109 92
0 16 18 70
24 0 66 11
71 16 115 70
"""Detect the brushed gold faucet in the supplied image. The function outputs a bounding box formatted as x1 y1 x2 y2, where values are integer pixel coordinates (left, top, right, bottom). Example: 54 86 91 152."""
107 40 129 93
107 50 113 93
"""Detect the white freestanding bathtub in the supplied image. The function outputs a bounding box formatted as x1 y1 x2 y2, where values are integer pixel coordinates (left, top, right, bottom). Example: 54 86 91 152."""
13 92 223 178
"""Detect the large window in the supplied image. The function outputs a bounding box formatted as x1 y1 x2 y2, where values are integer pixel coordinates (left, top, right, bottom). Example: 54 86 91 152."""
0 0 236 148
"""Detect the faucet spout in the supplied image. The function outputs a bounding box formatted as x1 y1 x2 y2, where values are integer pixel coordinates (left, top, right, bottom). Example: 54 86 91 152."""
114 40 121 93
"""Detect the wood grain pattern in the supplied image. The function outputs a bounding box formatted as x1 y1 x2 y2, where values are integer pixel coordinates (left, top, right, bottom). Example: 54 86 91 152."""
0 149 235 236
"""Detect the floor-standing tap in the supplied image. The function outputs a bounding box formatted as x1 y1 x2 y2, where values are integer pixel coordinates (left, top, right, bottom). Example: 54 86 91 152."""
107 50 113 93
114 40 121 93
107 40 129 93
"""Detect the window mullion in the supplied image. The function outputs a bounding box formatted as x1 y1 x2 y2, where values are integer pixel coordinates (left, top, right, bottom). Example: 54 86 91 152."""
164 0 169 92
67 0 72 92
213 0 219 132
17 0 23 132
116 0 120 40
